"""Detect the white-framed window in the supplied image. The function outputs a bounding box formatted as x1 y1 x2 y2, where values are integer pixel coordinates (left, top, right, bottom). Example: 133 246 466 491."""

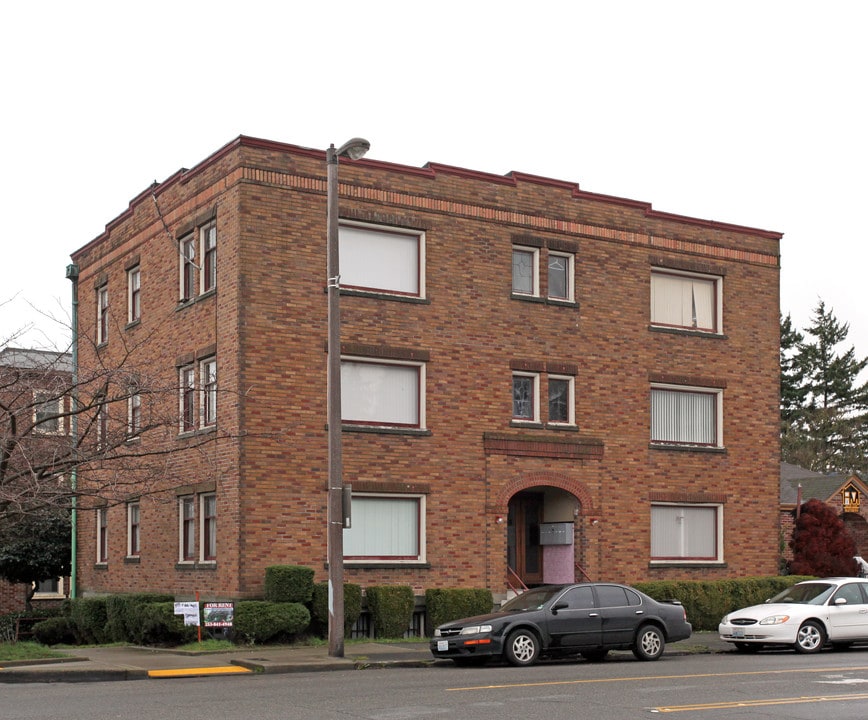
96 507 108 564
128 392 142 438
33 391 63 434
341 358 424 428
127 266 141 323
200 221 217 294
548 251 574 302
96 402 108 450
651 503 723 562
547 375 575 425
97 285 109 344
127 501 140 557
180 365 196 433
339 222 424 297
512 246 539 296
178 493 216 563
512 372 540 422
651 268 722 333
651 384 722 447
201 493 217 561
33 577 65 599
180 496 196 562
201 357 217 427
344 493 425 563
179 233 196 301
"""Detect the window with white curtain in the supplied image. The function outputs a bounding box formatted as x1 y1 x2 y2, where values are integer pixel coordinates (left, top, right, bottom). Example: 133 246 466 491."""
651 269 720 332
342 359 423 428
651 386 721 446
339 222 424 297
343 494 424 562
651 504 721 561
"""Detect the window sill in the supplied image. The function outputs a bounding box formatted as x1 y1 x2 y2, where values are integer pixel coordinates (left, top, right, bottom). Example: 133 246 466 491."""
341 424 432 437
125 319 141 331
510 293 545 303
510 421 544 429
124 556 141 564
176 288 216 311
336 561 431 569
175 561 217 571
546 298 578 308
649 443 726 454
177 426 217 440
340 288 430 304
649 561 727 568
648 325 727 340
545 423 578 432
94 563 108 570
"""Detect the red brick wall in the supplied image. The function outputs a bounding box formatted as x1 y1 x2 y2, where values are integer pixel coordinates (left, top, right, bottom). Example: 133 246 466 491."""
70 137 782 601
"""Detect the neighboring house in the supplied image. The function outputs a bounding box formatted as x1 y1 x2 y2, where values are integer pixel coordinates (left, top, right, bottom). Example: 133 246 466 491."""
780 461 868 560
0 347 72 613
68 136 782 603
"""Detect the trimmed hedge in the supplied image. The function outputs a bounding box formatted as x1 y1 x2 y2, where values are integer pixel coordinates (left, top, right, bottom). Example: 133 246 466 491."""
105 593 175 643
31 616 77 646
233 601 311 645
69 597 110 644
365 585 414 638
424 588 494 635
634 576 814 631
310 581 362 636
264 565 315 604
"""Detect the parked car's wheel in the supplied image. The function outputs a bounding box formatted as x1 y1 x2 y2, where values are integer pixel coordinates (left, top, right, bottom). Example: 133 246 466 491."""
504 629 540 666
734 642 763 653
581 649 609 662
632 624 665 661
794 621 826 653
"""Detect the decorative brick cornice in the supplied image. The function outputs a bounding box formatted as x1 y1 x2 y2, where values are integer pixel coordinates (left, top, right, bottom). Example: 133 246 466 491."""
649 491 727 504
483 432 604 460
649 372 727 389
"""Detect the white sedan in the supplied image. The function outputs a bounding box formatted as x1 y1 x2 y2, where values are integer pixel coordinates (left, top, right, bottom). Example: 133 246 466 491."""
719 578 868 653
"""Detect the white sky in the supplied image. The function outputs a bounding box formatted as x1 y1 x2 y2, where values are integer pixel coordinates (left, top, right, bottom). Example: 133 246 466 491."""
2 1 866 359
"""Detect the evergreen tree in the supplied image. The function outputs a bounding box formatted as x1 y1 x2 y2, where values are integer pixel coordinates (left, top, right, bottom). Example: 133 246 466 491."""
782 301 868 474
789 498 857 577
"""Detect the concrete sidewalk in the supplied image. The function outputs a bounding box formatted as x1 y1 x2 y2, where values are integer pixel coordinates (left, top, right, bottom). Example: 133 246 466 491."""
0 632 731 684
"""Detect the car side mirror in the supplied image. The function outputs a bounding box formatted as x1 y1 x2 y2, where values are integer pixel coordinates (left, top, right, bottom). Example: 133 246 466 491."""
834 597 848 606
551 602 568 615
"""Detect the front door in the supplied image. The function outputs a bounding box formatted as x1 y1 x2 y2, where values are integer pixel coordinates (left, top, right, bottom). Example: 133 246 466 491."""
508 492 544 585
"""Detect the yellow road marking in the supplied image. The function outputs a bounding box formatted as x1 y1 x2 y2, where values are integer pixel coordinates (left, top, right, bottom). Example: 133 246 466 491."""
655 692 868 712
447 665 868 692
148 666 252 678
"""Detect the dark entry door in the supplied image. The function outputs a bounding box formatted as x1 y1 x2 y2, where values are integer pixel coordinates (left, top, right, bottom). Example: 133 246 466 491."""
508 492 544 585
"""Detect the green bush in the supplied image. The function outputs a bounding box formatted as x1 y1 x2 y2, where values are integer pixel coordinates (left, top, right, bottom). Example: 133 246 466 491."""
310 581 362 636
365 585 415 639
31 616 77 646
69 597 110 644
233 601 311 645
105 593 176 643
634 576 815 631
264 565 315 604
134 602 198 646
425 588 494 635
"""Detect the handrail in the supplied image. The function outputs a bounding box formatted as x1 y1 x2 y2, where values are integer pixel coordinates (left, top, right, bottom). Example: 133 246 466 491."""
575 562 593 582
506 565 529 595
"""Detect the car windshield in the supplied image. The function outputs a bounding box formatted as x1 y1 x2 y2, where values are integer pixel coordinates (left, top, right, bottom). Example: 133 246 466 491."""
768 583 835 605
500 586 563 612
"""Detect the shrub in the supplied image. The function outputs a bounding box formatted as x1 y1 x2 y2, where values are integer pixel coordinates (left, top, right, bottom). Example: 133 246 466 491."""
790 499 858 576
264 565 315 604
365 585 414 638
105 593 176 643
310 581 362 636
424 588 494 635
233 601 310 645
135 603 198 646
31 617 77 646
69 597 109 644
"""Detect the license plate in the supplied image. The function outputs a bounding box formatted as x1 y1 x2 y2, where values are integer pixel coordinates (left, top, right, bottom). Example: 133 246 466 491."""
732 628 745 638
437 640 449 652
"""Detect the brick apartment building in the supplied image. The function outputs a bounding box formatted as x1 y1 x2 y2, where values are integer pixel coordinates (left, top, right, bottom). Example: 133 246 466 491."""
0 347 72 613
68 136 782 603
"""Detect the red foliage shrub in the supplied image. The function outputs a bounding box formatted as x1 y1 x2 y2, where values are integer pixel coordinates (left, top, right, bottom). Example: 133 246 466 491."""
789 499 858 576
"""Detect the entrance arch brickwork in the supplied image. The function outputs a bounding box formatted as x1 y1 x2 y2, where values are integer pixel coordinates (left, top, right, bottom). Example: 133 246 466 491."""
491 470 600 517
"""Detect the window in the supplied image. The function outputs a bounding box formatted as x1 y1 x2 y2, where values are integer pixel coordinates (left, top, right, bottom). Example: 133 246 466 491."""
201 222 217 293
548 375 574 425
127 266 141 323
512 372 539 422
33 391 62 434
128 392 142 437
96 402 108 450
341 359 424 428
343 494 425 563
97 508 108 563
651 504 722 562
651 385 722 447
180 366 196 432
180 234 196 301
180 496 196 562
33 577 64 599
127 502 140 557
651 269 721 333
97 285 109 344
178 493 216 562
512 246 539 296
548 252 574 302
339 223 424 297
202 493 217 561
201 358 217 427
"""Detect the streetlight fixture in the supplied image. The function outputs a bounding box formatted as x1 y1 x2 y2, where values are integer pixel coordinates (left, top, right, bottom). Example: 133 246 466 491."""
326 137 370 658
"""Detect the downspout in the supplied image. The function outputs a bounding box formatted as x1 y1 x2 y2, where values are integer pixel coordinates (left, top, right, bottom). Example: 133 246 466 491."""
65 263 79 598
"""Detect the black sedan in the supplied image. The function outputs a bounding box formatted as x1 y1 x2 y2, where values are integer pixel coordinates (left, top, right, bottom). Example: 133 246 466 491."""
430 582 692 666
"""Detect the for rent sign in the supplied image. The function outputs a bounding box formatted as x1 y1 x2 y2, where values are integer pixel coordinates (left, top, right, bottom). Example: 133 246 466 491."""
203 602 234 627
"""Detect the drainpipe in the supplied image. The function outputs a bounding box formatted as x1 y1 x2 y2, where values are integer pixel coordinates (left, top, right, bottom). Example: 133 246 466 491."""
65 263 79 598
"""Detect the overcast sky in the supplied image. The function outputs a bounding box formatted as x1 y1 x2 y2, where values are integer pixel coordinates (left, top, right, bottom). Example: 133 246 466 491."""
2 1 866 361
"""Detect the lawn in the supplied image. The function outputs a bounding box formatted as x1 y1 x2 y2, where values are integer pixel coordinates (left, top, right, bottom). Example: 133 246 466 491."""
0 641 68 663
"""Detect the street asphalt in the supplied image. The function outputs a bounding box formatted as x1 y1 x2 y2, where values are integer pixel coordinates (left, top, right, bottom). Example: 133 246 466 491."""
0 632 732 683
